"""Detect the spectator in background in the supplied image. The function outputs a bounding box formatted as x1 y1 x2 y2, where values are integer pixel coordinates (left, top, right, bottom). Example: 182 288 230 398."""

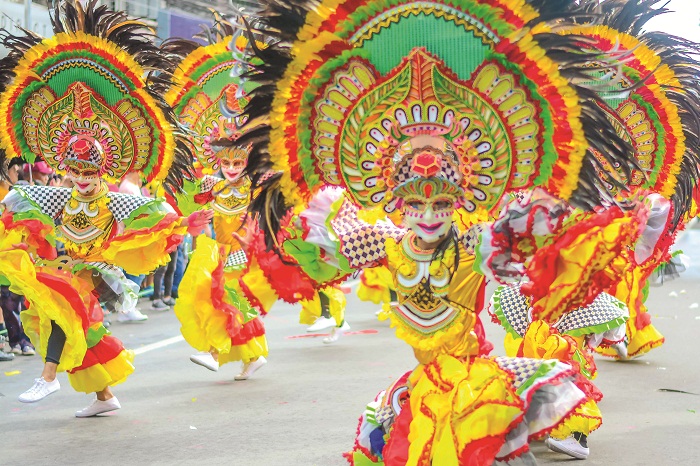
114 171 149 322
0 159 24 199
0 158 36 358
23 161 53 186
1 288 34 356
0 308 15 361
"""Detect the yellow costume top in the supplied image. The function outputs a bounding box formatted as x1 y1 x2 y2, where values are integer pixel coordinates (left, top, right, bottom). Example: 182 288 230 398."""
385 231 483 362
210 177 251 252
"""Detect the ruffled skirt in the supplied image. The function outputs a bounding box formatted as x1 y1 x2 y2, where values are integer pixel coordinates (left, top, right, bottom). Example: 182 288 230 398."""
174 236 268 364
347 355 585 465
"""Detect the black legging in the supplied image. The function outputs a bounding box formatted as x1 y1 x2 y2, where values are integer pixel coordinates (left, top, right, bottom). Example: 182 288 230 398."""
153 250 178 299
45 320 66 365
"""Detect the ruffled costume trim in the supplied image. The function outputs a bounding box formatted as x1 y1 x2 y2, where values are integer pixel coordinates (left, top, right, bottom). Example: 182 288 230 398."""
347 355 585 465
174 236 268 365
2 248 134 393
101 211 186 275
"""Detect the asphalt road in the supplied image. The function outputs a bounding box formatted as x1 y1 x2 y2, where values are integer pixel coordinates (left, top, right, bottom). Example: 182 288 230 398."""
2 233 700 466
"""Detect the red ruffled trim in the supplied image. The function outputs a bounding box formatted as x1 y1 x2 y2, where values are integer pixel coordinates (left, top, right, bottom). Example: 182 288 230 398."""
2 212 57 259
523 206 638 314
193 191 215 206
574 374 603 403
237 277 266 315
211 251 243 338
231 317 265 345
383 398 413 466
68 334 123 372
248 234 316 302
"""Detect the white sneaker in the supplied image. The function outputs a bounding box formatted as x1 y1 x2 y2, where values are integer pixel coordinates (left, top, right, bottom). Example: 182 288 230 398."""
234 356 267 380
117 308 148 323
306 316 337 332
190 352 219 372
75 396 121 417
323 321 351 344
546 435 589 459
18 377 60 403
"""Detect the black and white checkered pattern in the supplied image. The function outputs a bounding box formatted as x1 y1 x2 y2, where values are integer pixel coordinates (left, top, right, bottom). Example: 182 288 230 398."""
331 199 405 268
495 284 531 337
14 185 71 219
201 175 222 194
225 249 248 268
557 292 628 334
494 356 543 390
106 192 156 222
497 284 628 336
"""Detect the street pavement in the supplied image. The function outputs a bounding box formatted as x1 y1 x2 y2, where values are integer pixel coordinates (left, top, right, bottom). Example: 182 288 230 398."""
2 233 700 465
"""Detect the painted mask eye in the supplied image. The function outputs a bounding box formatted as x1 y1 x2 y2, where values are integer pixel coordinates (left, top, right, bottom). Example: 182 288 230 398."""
432 200 453 211
407 200 426 211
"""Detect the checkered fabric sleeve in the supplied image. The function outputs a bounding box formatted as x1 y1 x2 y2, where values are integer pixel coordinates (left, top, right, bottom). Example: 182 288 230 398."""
5 185 71 219
200 175 221 194
106 192 159 222
224 248 248 269
557 292 629 336
329 197 406 269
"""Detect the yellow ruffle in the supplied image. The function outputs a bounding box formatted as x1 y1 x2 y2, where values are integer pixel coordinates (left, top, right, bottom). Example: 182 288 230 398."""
357 266 394 306
407 355 523 466
237 256 279 315
174 236 240 354
100 220 188 275
550 399 602 438
218 335 268 365
3 250 87 372
298 286 346 325
504 332 523 358
67 349 135 394
627 322 664 357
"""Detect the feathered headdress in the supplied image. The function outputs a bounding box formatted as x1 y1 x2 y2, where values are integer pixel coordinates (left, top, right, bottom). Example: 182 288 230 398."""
163 12 254 175
541 0 700 226
236 0 641 243
0 0 194 194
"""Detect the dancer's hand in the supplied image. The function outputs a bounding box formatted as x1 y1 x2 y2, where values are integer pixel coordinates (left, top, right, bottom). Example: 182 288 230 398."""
185 210 214 236
231 216 257 249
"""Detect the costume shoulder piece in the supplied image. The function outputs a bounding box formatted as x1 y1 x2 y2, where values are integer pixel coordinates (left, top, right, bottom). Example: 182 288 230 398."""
239 0 639 236
490 283 628 338
0 0 193 193
164 13 251 174
4 185 72 219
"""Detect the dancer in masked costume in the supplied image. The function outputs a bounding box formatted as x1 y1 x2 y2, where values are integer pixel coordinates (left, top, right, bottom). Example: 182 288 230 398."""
0 0 210 417
228 0 653 463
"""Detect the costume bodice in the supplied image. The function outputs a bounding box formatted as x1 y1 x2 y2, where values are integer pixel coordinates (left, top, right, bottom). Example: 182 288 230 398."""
57 184 115 260
386 231 483 363
211 178 250 249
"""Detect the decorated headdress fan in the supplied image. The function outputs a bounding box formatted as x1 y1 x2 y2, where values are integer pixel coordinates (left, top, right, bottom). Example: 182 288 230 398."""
238 0 639 240
551 0 700 225
0 0 193 193
163 12 252 175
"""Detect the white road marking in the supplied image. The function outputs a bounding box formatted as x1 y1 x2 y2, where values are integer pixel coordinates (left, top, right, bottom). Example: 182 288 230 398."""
133 335 185 355
132 280 361 355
